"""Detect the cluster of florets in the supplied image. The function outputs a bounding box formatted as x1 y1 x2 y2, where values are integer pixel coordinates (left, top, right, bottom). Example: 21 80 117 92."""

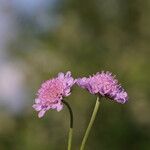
32 71 75 118
77 71 128 104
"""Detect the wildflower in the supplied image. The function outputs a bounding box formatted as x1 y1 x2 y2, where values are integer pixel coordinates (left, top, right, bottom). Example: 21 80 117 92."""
77 71 128 104
33 71 75 118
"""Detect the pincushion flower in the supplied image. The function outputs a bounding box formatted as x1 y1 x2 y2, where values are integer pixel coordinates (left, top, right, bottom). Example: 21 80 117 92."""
32 71 75 118
77 71 128 104
78 71 128 150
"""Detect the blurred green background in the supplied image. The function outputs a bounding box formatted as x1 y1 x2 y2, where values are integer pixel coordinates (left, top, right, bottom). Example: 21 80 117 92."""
0 0 150 150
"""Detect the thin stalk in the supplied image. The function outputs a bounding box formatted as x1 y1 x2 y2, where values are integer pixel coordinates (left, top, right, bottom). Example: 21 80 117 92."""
62 100 73 150
68 128 73 150
80 96 100 150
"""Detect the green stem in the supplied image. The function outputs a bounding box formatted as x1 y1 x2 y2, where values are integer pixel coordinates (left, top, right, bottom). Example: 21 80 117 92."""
62 100 73 150
68 128 73 150
80 96 100 150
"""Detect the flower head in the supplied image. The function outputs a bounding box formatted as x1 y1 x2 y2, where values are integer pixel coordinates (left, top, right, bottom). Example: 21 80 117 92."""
33 71 75 118
77 71 128 104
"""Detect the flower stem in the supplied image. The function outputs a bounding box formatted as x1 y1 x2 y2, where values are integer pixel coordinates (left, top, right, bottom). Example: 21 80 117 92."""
68 128 73 150
80 96 100 150
62 100 73 150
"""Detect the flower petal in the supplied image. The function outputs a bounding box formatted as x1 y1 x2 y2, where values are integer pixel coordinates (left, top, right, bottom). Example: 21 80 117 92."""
38 109 46 118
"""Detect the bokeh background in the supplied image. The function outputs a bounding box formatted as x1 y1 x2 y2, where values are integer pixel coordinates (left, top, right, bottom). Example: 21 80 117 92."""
0 0 150 150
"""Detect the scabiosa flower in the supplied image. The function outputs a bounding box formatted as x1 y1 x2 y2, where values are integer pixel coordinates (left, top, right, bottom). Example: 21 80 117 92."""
33 71 75 118
77 71 128 104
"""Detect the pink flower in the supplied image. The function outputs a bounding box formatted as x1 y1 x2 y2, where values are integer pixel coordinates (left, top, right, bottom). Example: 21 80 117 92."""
33 71 75 118
77 71 128 104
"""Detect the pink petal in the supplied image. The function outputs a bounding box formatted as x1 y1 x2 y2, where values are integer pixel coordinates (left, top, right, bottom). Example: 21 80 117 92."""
56 104 63 111
58 72 64 79
38 109 46 118
35 98 40 103
32 104 42 111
